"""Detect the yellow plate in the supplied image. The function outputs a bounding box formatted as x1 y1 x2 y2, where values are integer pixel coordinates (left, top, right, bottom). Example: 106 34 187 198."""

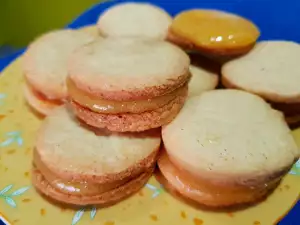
0 56 299 225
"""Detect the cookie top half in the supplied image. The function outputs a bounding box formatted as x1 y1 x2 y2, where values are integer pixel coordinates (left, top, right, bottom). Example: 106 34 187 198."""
222 41 300 103
24 29 96 99
68 38 190 101
97 2 172 40
162 89 299 182
35 106 161 182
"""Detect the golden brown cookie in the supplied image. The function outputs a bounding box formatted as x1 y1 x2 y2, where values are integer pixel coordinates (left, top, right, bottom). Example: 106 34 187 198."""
159 89 299 207
97 2 172 40
23 29 96 115
222 41 300 126
32 106 161 206
67 38 190 132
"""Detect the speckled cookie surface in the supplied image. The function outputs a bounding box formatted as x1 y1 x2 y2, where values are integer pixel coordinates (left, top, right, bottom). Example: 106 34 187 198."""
97 2 172 40
23 29 96 100
222 41 300 103
162 90 299 186
68 38 190 101
35 106 161 182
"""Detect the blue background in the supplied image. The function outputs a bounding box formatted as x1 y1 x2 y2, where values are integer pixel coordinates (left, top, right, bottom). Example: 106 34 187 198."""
0 0 299 224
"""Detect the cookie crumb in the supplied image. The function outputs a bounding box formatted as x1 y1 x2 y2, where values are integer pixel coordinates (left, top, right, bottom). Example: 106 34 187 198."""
6 149 16 155
193 218 203 225
180 211 187 219
150 214 158 221
104 221 115 225
22 198 31 203
227 212 234 217
40 208 46 216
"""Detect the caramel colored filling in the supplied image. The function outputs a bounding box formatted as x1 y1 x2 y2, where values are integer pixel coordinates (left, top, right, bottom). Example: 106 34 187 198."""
158 152 278 204
171 10 260 50
67 78 188 114
33 150 129 196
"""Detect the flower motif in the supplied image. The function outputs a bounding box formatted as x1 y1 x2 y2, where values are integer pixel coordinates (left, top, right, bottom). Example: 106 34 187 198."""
71 207 97 225
0 185 30 208
289 159 300 175
0 131 23 147
145 183 164 198
0 93 6 106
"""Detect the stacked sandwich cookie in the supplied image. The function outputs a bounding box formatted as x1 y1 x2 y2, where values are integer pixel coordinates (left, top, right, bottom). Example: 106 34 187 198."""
222 41 300 127
32 107 161 206
158 90 299 207
32 33 191 206
23 29 97 115
67 38 190 132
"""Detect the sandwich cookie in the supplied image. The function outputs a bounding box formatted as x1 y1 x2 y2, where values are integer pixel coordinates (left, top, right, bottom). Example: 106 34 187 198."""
168 10 260 58
222 41 300 125
68 38 190 132
188 65 218 98
23 29 96 115
159 89 299 207
32 106 161 206
97 2 172 40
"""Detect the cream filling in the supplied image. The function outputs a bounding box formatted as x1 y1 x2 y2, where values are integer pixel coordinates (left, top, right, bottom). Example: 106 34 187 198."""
33 150 129 196
67 78 188 114
158 151 279 203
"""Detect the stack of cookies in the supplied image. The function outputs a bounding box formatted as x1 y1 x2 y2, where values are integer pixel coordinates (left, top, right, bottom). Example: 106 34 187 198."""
23 3 192 206
22 2 299 210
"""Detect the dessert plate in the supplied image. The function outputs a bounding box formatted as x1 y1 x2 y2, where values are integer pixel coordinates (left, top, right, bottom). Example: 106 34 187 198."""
0 1 300 225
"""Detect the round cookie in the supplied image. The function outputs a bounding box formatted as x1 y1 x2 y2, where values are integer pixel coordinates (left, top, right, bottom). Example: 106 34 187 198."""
68 38 190 132
97 2 172 40
160 89 299 207
33 106 161 206
222 41 300 102
188 65 218 98
23 29 96 115
222 41 300 125
168 9 260 57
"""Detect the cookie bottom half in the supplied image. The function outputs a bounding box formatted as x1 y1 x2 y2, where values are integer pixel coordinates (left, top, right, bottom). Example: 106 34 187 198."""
32 167 154 207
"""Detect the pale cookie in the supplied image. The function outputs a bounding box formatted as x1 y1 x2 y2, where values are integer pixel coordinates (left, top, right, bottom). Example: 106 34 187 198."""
97 2 172 40
33 106 161 206
159 89 299 207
